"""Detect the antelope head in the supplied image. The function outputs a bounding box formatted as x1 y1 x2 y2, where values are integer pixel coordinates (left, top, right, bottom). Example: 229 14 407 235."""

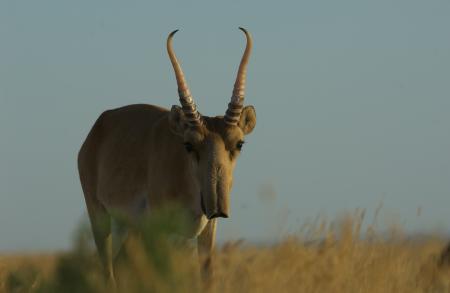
167 28 256 220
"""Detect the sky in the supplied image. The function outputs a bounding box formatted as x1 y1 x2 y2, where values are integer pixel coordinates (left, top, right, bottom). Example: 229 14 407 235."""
1 0 450 251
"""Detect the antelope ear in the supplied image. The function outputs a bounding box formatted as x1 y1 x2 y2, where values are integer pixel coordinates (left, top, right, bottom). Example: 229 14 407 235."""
169 105 189 136
238 105 256 135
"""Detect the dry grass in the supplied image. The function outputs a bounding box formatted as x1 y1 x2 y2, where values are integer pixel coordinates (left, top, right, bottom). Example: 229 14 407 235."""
1 211 449 293
0 254 58 292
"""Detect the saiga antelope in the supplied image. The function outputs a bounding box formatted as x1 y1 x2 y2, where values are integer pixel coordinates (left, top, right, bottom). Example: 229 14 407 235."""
78 28 256 285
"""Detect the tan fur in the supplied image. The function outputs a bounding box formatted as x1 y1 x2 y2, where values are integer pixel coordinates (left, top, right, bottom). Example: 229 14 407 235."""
78 103 256 284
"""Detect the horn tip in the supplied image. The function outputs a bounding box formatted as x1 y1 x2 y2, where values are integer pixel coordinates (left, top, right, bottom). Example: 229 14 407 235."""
238 27 251 38
169 29 179 37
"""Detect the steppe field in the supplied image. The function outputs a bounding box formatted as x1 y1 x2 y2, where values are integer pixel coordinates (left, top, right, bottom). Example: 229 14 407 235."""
1 211 450 293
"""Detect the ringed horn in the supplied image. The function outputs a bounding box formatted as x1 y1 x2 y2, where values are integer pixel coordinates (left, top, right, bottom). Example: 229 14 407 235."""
167 27 253 127
167 30 202 127
224 27 253 126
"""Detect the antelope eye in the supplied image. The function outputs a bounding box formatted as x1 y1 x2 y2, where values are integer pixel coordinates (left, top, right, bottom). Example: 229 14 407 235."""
236 140 245 151
183 142 194 153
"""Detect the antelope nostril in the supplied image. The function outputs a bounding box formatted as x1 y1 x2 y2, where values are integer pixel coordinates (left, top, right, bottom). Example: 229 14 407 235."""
208 212 229 219
216 212 229 218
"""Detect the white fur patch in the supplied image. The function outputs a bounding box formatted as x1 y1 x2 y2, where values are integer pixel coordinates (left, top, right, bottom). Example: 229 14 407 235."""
193 215 209 238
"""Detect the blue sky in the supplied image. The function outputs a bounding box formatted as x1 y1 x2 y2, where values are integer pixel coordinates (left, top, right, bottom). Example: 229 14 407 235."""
1 0 450 251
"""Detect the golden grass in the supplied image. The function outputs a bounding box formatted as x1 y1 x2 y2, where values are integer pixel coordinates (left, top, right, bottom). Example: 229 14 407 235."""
1 211 449 293
0 254 57 292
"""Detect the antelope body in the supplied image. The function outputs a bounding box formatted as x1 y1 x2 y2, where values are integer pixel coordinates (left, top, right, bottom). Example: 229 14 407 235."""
77 28 256 284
